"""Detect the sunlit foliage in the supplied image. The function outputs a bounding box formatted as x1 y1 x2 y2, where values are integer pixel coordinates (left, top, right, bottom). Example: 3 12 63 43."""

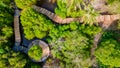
15 0 37 9
95 31 120 67
28 45 42 61
55 0 99 25
21 8 54 40
47 22 101 67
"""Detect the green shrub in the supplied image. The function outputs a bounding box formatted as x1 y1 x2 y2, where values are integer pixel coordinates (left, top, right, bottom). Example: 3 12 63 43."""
55 0 67 18
0 51 27 68
0 3 13 28
0 0 11 6
15 0 37 9
50 30 92 68
69 22 78 30
95 31 120 67
79 24 102 37
20 8 54 40
0 1 13 42
2 27 13 38
97 61 110 68
95 39 120 67
28 45 42 61
55 0 99 25
46 22 102 67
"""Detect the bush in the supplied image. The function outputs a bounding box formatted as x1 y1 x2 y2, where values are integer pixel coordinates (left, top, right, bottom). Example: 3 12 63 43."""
47 22 102 67
28 45 42 61
0 2 13 28
0 1 13 43
50 30 92 68
78 24 102 37
95 31 120 67
15 0 37 9
55 0 67 18
0 51 27 68
55 0 99 25
20 8 54 40
0 0 11 6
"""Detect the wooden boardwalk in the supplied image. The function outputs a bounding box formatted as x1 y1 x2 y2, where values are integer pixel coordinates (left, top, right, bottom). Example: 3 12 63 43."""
14 9 21 46
13 8 28 54
32 5 120 28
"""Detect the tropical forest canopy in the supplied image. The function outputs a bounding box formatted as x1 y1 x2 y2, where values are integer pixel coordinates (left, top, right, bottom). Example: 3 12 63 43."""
0 0 120 68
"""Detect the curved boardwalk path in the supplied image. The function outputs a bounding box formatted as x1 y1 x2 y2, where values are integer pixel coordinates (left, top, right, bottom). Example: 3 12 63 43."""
32 5 120 28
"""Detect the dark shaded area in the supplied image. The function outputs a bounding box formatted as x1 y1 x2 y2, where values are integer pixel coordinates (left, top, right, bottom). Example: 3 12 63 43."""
36 0 57 12
100 12 112 15
109 20 120 30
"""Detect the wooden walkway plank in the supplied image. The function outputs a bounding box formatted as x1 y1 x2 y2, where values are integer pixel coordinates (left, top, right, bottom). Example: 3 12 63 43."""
14 9 21 46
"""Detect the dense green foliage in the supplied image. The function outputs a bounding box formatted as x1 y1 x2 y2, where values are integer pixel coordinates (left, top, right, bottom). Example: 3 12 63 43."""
1 0 120 68
48 22 101 40
97 61 110 68
95 31 120 67
28 45 42 61
50 31 92 68
0 2 13 29
0 0 13 42
55 0 67 18
0 1 27 68
0 0 12 6
55 0 99 25
15 0 37 9
21 8 54 40
25 61 41 68
46 22 101 67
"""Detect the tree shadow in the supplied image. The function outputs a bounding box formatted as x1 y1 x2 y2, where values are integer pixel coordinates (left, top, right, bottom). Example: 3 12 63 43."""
36 0 57 12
